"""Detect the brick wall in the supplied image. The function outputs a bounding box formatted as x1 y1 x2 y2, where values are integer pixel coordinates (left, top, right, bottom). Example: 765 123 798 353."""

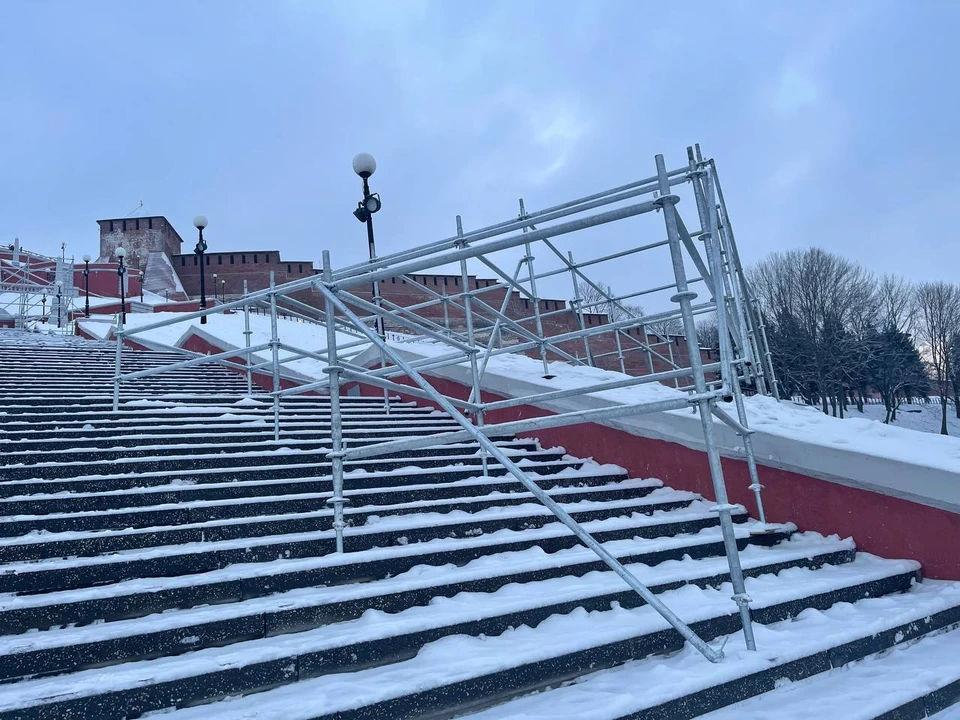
168 258 713 377
171 250 316 298
97 216 183 270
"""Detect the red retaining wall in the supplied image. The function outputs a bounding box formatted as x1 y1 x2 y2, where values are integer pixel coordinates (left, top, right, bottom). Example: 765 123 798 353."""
354 373 960 580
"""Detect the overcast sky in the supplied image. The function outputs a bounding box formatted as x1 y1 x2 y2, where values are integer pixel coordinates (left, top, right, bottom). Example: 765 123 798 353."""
1 0 957 301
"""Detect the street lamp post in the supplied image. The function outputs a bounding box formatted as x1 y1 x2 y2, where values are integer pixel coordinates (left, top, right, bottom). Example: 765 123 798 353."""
55 281 63 329
221 279 226 303
116 247 127 326
213 273 218 304
352 153 384 339
41 293 47 323
194 216 208 324
82 254 91 317
140 264 145 303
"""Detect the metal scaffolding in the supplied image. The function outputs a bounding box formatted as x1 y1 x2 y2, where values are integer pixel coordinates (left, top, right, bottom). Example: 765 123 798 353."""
0 242 76 333
112 146 775 662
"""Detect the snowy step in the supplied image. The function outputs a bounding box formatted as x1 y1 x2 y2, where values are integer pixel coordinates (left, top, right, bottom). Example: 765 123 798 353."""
0 396 404 408
0 402 429 417
0 411 461 431
0 499 772 633
0 430 520 453
0 532 843 685
0 420 467 443
699 625 960 720
0 455 584 505
0 513 784 633
0 437 536 466
0 556 933 720
460 571 959 720
0 465 626 538
0 446 561 484
0 494 721 595
0 474 654 560
154 560 942 720
0 408 440 428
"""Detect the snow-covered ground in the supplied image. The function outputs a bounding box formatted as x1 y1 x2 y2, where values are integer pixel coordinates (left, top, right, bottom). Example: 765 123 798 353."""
791 398 960 437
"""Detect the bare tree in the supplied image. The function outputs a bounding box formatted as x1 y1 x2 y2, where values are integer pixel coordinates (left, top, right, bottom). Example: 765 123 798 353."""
914 282 960 435
952 331 960 420
696 315 720 350
877 274 916 334
751 248 877 415
646 317 685 338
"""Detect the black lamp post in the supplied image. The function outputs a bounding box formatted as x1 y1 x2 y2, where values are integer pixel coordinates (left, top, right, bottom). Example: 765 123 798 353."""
221 279 226 303
194 216 208 324
82 254 91 317
41 293 47 323
213 273 218 304
116 247 128 325
55 281 63 329
140 264 145 303
352 153 384 339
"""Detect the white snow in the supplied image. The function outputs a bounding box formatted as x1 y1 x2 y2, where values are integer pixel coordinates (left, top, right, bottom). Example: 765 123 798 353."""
79 312 369 379
0 526 821 658
65 556 950 720
365 341 960 508
700 625 960 720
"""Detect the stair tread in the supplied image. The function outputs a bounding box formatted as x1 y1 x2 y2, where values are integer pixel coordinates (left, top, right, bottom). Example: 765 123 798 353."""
0 532 845 661
0 554 934 716
0 493 715 575
699 626 960 720
0 457 587 496
0 477 661 543
462 571 958 720
0 446 551 473
0 507 762 615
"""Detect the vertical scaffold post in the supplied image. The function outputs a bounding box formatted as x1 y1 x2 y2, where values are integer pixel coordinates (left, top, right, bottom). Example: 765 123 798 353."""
519 199 552 378
322 251 347 553
610 298 627 375
568 250 594 367
689 150 768 525
441 284 451 335
112 312 124 412
268 272 281 442
457 215 488 476
655 152 756 651
242 279 253 396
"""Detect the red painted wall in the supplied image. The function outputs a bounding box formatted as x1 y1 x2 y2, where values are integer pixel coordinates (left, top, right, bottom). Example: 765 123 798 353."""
177 333 308 393
353 372 960 580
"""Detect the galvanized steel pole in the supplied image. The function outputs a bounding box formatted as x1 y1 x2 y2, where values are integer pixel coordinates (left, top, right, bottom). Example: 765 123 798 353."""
269 272 281 442
243 279 253 396
656 153 756 652
322 251 347 553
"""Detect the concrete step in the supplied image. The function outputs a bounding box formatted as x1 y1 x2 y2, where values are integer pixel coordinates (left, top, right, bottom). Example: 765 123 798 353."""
0 497 740 595
0 556 934 720
0 476 654 560
0 462 609 538
0 421 472 442
699 624 960 720
0 431 520 453
0 531 835 685
0 444 563 483
0 437 536 465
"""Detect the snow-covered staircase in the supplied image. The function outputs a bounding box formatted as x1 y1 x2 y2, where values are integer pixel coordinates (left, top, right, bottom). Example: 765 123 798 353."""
0 331 957 719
